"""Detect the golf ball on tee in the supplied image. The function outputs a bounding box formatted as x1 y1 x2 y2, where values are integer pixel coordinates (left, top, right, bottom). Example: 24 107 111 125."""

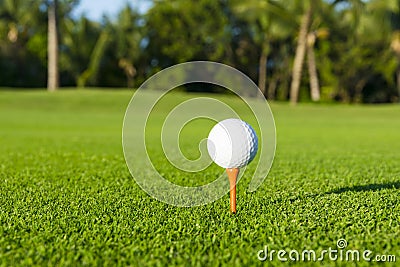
207 118 258 168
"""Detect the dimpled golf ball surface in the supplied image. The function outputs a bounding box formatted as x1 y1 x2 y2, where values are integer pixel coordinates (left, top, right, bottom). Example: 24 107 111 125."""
207 118 258 168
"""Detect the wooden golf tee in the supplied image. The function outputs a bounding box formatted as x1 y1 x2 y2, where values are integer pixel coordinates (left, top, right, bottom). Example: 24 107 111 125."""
226 168 239 214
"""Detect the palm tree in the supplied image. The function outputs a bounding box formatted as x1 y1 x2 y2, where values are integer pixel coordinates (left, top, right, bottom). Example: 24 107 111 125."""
332 0 371 102
0 0 25 44
290 0 345 103
387 1 400 99
369 0 400 101
114 5 142 88
393 32 400 98
306 27 330 102
233 0 292 97
77 30 110 88
306 31 320 101
289 1 313 104
47 0 59 91
61 16 101 85
0 0 46 86
342 0 400 102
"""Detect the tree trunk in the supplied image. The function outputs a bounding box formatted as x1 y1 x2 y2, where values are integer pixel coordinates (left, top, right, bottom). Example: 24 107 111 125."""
397 66 400 102
77 31 109 87
126 66 136 88
47 0 59 91
307 32 320 101
267 75 278 100
390 32 400 101
353 79 367 103
258 51 268 96
290 6 312 104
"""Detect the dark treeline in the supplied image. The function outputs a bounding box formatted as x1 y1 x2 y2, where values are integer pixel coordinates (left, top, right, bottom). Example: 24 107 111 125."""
0 0 399 103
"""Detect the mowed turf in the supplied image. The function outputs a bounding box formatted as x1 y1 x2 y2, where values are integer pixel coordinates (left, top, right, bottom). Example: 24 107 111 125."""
0 90 399 266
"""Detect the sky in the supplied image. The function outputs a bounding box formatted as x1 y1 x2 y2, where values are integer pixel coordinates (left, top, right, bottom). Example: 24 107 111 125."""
73 0 152 21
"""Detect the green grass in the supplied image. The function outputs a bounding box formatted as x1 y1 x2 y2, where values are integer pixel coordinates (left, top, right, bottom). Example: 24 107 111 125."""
0 90 399 266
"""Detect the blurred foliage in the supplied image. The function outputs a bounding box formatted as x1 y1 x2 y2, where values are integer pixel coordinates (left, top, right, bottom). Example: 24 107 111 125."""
0 0 399 103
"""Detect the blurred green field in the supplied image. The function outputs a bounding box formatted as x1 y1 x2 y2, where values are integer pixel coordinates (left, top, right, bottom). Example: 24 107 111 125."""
0 90 399 266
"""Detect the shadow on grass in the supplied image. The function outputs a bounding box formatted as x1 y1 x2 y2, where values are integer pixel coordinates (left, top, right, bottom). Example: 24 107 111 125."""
326 182 400 195
281 182 400 203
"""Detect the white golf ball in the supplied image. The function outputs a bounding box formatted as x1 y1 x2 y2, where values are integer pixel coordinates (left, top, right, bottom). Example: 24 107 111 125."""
207 118 258 168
